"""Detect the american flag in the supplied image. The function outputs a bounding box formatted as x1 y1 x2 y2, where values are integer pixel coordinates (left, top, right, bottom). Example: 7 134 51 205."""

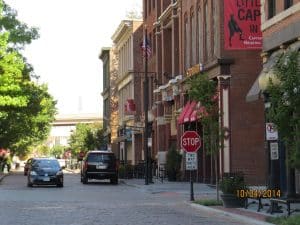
140 37 151 58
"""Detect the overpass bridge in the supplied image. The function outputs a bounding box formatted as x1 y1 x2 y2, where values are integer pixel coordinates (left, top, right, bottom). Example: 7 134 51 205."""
47 113 102 147
52 113 103 126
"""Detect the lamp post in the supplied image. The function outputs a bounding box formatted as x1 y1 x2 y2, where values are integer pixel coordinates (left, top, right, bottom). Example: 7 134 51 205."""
143 27 149 185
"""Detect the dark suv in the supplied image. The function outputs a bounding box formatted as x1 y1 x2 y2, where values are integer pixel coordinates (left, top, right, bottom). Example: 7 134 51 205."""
80 150 118 184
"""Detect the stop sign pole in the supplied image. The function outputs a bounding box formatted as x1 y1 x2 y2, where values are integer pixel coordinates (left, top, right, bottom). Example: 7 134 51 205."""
181 131 201 201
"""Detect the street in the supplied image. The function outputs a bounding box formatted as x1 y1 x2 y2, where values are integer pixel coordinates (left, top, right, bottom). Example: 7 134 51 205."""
0 172 254 225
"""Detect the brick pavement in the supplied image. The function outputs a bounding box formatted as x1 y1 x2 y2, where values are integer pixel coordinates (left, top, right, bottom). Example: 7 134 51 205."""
121 178 300 225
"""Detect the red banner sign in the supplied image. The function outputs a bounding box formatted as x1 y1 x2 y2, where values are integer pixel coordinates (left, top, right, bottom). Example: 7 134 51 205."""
224 0 262 50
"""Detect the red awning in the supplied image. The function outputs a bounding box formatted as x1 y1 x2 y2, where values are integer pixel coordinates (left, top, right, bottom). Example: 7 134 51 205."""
183 101 197 123
190 109 198 122
177 101 191 125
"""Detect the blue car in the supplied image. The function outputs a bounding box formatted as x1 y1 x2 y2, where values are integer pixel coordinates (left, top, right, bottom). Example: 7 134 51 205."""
27 158 64 187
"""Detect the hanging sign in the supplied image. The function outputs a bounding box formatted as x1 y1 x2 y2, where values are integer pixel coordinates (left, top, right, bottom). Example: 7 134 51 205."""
224 0 262 50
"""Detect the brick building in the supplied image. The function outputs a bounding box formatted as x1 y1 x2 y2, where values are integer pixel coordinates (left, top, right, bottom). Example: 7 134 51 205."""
143 0 267 184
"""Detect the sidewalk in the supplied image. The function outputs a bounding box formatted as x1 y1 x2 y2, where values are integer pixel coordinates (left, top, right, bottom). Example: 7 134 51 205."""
121 178 300 225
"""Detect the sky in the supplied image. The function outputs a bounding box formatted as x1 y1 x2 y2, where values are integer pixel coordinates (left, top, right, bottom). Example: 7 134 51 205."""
5 0 142 116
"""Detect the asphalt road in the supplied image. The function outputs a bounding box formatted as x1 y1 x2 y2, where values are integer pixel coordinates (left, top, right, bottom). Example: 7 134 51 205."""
0 172 255 225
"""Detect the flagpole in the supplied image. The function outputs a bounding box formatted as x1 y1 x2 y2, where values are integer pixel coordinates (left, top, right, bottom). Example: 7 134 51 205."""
144 27 149 185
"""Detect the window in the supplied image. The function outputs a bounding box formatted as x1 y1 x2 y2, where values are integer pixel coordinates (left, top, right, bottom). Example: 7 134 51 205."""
284 0 293 9
148 0 151 14
144 0 147 19
191 8 196 66
204 1 211 61
268 0 276 19
197 5 203 64
184 15 190 70
213 2 218 57
152 28 156 54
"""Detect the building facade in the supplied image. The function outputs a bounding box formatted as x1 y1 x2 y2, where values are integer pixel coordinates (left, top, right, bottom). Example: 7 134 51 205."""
111 20 144 165
143 0 267 184
99 47 119 154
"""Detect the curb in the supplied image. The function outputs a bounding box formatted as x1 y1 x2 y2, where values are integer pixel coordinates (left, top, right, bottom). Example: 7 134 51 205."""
190 203 274 225
0 173 9 183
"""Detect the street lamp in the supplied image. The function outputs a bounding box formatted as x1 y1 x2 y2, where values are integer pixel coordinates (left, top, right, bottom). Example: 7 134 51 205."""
143 27 149 185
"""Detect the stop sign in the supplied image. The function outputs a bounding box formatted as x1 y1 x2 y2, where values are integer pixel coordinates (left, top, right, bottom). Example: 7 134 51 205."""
181 131 201 152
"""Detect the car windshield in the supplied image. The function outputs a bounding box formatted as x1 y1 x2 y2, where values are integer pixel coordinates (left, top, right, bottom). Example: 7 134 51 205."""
34 159 60 169
87 154 114 163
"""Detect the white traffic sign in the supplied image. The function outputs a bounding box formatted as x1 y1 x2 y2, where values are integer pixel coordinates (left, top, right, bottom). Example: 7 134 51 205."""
266 123 278 141
186 152 197 170
270 142 279 160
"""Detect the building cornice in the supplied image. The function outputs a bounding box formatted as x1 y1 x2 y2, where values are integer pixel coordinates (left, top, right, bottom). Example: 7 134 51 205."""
155 1 178 27
111 20 142 44
99 47 111 60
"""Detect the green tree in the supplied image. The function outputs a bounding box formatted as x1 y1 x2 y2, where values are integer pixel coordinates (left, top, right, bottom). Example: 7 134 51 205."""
1 0 40 81
267 50 300 168
33 144 50 157
0 1 56 156
50 145 65 158
266 49 300 196
69 123 106 156
1 0 39 51
187 73 223 200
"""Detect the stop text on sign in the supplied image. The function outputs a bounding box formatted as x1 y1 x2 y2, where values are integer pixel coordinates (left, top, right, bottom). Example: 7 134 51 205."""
181 131 201 152
182 137 200 146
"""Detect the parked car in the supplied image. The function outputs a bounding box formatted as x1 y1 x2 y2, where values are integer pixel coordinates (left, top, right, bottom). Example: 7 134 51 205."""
24 158 33 176
27 158 64 187
81 150 118 184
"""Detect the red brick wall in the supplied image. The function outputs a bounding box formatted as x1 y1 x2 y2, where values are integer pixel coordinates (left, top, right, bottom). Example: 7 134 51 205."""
226 50 266 184
180 0 267 184
263 11 300 39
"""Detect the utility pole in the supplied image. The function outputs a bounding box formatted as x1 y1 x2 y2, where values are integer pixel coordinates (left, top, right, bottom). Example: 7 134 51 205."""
144 27 149 185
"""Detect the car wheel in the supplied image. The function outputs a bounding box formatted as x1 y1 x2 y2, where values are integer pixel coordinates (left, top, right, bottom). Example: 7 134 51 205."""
57 177 64 187
57 182 64 187
27 181 33 187
110 176 118 185
82 176 88 184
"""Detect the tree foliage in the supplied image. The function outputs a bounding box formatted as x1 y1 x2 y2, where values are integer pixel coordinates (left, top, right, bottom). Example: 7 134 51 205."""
0 1 39 51
0 1 56 156
187 73 221 156
266 49 300 168
187 73 223 200
68 123 106 156
50 145 65 158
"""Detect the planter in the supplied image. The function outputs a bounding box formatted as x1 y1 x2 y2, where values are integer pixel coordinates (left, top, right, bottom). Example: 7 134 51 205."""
221 193 245 208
